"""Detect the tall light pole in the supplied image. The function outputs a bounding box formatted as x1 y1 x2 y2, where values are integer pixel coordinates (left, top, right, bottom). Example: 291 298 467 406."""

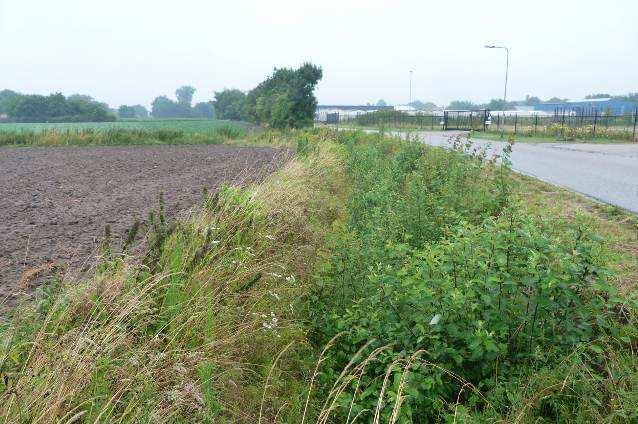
409 70 413 105
485 45 509 104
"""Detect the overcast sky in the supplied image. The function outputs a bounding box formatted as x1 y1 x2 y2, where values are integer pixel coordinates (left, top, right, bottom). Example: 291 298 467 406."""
1 0 636 108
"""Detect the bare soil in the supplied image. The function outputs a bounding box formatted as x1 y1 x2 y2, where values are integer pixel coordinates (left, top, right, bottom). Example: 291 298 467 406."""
0 144 291 308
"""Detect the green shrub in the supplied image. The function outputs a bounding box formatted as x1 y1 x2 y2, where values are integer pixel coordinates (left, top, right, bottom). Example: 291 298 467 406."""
309 132 635 422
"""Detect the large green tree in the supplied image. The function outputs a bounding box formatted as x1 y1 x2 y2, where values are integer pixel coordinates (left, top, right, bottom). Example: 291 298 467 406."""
214 89 247 120
175 86 196 106
244 63 323 128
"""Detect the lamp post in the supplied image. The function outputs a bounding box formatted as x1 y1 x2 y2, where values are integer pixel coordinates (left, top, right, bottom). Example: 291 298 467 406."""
485 45 509 104
409 70 413 106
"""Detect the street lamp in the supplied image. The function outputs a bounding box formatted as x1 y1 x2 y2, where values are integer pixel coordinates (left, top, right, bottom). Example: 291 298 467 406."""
485 45 510 104
409 70 414 105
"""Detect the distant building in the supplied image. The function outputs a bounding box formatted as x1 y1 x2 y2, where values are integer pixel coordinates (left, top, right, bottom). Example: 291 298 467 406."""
534 98 637 115
394 105 416 112
315 104 394 122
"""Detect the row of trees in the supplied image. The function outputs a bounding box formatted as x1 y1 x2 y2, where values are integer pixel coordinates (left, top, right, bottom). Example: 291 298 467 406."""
447 93 638 111
149 86 214 119
586 93 638 102
213 63 323 128
0 90 115 122
117 105 149 119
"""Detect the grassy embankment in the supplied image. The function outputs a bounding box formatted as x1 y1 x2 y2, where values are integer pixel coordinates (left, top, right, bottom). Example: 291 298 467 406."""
470 130 637 144
0 119 247 147
1 129 637 422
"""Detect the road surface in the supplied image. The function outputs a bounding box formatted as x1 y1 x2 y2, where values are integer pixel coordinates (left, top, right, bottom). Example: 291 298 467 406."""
410 131 638 214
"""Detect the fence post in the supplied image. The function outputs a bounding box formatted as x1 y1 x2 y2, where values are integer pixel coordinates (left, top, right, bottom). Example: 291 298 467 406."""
534 114 538 136
561 110 566 140
593 110 598 138
514 113 518 134
633 109 637 142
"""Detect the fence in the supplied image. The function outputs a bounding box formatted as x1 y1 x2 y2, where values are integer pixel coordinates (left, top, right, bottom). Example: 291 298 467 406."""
316 109 638 142
487 109 638 141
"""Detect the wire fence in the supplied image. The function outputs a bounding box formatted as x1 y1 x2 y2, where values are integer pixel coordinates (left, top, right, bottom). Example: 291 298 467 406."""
487 110 638 141
316 109 638 142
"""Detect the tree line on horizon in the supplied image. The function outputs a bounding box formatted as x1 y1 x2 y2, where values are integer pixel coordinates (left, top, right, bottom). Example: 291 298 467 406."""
370 92 638 112
0 90 116 123
149 63 322 128
0 63 323 128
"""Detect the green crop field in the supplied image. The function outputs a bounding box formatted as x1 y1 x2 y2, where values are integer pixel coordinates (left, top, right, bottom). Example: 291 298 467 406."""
0 119 243 134
0 119 249 147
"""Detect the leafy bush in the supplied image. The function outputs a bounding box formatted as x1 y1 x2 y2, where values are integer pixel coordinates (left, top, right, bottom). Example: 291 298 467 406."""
309 132 635 422
245 63 323 129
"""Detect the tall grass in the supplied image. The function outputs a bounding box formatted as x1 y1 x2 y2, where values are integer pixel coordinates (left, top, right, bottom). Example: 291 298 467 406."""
0 139 346 422
0 125 246 147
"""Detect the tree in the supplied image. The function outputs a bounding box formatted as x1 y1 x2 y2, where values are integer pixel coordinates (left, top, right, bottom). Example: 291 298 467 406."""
151 95 192 118
524 95 541 105
131 105 149 118
118 104 148 119
376 99 387 107
118 105 137 119
67 94 95 103
447 100 477 110
546 97 568 103
244 62 323 128
409 100 438 111
175 86 195 107
585 93 611 99
485 98 516 111
0 89 20 114
613 93 638 102
193 101 215 119
152 96 177 118
214 89 247 120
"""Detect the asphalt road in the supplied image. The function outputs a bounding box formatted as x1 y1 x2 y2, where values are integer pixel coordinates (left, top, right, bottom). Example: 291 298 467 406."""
412 131 638 214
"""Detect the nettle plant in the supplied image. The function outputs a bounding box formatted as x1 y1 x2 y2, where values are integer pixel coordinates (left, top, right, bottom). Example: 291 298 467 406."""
312 133 627 422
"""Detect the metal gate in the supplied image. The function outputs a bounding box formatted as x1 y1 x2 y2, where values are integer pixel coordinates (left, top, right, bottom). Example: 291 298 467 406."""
443 109 489 131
